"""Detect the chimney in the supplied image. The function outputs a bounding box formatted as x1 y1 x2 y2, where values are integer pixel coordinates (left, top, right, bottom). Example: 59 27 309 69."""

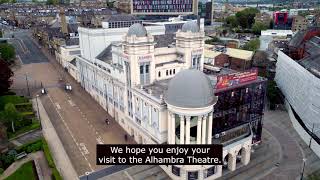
60 7 68 35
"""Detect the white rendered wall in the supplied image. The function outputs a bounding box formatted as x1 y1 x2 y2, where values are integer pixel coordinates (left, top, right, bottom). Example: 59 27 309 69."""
78 26 165 62
275 51 320 137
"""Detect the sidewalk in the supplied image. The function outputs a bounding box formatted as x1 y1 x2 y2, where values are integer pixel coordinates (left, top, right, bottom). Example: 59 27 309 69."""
32 98 79 180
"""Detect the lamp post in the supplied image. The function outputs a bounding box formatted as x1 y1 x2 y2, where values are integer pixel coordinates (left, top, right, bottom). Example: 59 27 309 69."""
300 158 307 180
35 94 41 129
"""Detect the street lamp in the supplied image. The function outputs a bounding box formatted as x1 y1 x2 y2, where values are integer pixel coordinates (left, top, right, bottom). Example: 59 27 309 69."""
35 94 41 129
300 158 307 180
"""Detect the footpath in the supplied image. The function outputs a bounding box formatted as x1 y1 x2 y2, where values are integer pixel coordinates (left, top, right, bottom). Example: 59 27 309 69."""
32 98 79 180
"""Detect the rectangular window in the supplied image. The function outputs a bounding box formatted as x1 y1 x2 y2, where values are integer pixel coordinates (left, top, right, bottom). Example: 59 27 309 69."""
145 64 149 73
140 65 144 74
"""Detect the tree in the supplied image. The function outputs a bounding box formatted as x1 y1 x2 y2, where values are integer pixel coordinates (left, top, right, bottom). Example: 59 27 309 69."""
252 22 268 35
0 60 13 95
267 80 278 110
235 8 259 29
0 44 15 63
253 51 269 67
242 39 260 51
0 103 22 133
225 16 238 28
46 0 58 5
269 20 274 29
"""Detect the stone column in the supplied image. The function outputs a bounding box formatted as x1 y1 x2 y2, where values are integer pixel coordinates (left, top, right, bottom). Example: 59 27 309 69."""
171 113 176 144
197 116 202 144
185 116 191 144
180 115 185 144
207 112 213 144
202 115 207 144
228 154 236 171
168 112 172 144
216 165 223 177
241 147 251 165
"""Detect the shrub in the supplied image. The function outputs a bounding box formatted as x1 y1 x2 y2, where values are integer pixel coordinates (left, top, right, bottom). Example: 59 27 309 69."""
42 140 55 168
0 168 4 174
16 138 43 153
15 103 33 112
51 168 62 180
0 96 28 110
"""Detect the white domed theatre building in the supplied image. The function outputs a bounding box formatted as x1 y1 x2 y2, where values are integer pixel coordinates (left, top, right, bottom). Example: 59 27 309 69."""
77 22 253 179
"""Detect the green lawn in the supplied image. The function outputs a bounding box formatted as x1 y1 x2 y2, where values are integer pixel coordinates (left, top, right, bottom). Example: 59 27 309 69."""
8 122 40 139
5 161 37 180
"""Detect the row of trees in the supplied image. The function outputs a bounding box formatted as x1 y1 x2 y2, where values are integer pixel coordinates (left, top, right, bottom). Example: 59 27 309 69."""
224 8 270 35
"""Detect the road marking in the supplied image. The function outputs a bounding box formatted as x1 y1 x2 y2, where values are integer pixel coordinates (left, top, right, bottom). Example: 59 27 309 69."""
55 103 61 110
79 143 90 155
68 100 75 107
96 136 104 144
47 94 94 171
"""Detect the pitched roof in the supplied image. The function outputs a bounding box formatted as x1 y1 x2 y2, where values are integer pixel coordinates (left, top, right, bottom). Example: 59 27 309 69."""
96 44 112 62
225 48 254 61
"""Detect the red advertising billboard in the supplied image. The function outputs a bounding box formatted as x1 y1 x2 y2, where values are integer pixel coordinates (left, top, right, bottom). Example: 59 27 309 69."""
215 69 258 90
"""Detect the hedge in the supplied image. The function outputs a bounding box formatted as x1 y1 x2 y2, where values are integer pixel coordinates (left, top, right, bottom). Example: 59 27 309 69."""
16 138 43 153
15 103 33 112
51 168 63 180
42 139 55 168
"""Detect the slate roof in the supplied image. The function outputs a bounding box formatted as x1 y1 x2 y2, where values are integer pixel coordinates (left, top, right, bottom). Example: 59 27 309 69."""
96 44 112 63
299 52 320 78
70 58 77 66
103 15 139 22
154 34 175 48
66 38 79 46
289 30 305 48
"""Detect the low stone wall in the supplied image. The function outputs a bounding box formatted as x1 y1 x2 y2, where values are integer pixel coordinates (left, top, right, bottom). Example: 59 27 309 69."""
33 159 44 180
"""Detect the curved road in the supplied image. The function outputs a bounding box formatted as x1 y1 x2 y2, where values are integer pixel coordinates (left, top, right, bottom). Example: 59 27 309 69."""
262 120 303 180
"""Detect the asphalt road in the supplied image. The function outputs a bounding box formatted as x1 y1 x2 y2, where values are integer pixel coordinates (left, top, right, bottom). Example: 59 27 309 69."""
6 30 48 64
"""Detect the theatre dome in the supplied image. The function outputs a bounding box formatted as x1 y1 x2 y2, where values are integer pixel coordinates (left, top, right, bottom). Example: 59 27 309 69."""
127 23 147 37
165 69 217 108
181 21 200 33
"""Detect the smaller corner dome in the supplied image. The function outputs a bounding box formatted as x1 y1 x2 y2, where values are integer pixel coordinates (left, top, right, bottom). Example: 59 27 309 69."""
181 21 200 33
127 23 147 37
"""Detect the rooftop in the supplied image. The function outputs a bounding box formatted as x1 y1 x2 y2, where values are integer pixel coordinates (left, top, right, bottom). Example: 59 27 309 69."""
154 34 175 48
141 67 264 102
103 14 140 22
299 52 320 78
205 44 253 61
